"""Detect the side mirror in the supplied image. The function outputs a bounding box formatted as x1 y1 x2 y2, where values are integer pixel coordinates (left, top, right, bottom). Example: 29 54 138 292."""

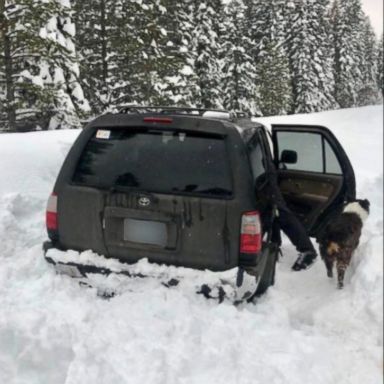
280 150 297 164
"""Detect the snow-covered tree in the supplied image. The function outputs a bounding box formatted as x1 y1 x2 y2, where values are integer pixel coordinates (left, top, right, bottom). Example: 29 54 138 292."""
357 16 380 105
377 34 383 98
0 0 89 131
220 0 259 114
190 0 224 108
246 0 290 59
247 0 293 115
157 0 201 106
256 42 293 116
150 0 225 109
116 0 177 106
287 0 337 114
72 0 116 112
3 0 381 130
330 0 367 108
74 0 185 111
0 4 7 129
0 75 5 129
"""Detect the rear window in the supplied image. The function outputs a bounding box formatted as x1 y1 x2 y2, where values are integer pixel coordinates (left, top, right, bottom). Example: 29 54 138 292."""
72 128 233 198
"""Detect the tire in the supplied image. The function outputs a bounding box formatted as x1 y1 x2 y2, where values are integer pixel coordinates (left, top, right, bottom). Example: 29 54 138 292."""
255 244 278 296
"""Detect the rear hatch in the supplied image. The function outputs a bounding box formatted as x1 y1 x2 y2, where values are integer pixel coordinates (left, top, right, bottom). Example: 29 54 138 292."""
57 125 241 271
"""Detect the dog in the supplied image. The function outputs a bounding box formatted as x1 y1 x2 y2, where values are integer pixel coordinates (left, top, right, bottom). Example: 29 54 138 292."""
319 199 370 289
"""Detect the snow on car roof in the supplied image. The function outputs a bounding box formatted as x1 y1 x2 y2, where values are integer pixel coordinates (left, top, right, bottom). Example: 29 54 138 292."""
201 110 232 120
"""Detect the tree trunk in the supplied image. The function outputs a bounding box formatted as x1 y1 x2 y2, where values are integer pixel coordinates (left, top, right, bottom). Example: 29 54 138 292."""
1 0 16 131
100 0 108 94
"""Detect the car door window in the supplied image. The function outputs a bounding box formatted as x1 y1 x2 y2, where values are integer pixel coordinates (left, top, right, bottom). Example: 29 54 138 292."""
276 131 342 175
248 137 265 180
324 140 342 174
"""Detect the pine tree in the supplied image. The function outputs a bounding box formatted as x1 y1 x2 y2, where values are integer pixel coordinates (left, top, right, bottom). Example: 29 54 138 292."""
288 0 337 114
247 0 293 115
220 0 259 114
72 0 116 112
190 0 224 108
331 0 366 108
1 0 17 130
247 0 290 60
0 0 88 131
74 0 184 111
115 0 177 106
256 42 293 116
0 1 7 129
377 34 383 99
357 16 380 105
41 1 90 128
153 0 225 109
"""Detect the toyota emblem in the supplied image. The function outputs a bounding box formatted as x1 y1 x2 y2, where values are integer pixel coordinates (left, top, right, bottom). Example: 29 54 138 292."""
138 197 151 207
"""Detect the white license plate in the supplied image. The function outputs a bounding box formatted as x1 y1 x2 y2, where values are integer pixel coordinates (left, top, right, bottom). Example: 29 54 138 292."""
123 218 167 247
55 263 84 278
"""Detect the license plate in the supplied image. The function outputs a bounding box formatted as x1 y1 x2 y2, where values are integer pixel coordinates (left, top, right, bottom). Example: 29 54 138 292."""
55 263 84 278
123 218 167 247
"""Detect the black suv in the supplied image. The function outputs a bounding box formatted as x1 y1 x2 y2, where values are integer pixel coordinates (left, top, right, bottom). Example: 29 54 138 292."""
44 106 356 297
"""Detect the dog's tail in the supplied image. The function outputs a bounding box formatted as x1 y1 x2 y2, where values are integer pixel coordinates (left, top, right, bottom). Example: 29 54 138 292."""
327 241 340 255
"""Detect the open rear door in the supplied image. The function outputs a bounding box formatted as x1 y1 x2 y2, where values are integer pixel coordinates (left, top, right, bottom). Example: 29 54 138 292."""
271 124 356 239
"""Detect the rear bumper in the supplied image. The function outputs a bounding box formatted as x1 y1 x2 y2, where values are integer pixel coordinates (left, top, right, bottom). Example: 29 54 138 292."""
43 241 266 278
43 241 137 278
43 240 57 254
42 241 265 302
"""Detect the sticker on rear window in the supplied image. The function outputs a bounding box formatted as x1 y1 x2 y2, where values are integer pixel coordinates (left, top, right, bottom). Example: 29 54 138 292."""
96 129 111 139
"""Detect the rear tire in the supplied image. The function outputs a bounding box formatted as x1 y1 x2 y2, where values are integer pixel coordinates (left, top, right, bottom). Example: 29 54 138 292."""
255 244 278 296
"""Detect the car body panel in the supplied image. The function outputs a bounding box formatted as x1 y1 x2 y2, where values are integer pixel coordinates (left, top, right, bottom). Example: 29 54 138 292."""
44 111 356 299
53 115 261 272
271 124 356 238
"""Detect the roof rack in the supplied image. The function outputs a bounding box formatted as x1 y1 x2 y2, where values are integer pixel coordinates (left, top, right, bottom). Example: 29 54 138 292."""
116 105 232 116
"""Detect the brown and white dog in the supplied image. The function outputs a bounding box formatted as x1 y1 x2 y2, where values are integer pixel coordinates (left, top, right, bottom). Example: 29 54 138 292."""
319 199 370 289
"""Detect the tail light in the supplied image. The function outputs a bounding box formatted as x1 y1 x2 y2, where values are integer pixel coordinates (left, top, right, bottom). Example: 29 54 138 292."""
240 211 262 253
46 193 58 231
143 117 173 124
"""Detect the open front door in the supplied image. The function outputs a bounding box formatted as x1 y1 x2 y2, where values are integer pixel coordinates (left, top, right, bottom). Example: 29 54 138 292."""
271 124 356 239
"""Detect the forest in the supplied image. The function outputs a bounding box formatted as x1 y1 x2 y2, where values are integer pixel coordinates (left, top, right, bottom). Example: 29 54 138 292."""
0 0 382 131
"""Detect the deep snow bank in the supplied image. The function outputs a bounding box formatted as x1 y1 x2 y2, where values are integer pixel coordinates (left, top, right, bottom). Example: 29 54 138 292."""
0 106 382 384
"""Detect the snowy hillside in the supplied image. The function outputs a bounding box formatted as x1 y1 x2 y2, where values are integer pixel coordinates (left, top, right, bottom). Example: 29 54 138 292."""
0 106 382 384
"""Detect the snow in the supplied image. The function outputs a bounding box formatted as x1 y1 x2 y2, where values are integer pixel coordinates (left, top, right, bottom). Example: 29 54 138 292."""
63 21 76 37
180 65 194 76
32 75 44 88
202 111 231 120
54 68 66 84
71 83 86 103
0 106 382 384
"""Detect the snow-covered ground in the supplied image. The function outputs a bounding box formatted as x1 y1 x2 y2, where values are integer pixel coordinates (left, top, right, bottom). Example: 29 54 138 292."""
0 106 382 384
